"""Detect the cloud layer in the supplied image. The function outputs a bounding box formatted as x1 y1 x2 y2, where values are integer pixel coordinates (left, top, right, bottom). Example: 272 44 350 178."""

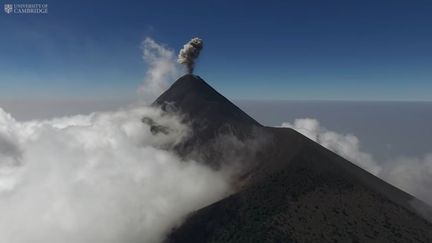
0 106 230 243
282 118 432 206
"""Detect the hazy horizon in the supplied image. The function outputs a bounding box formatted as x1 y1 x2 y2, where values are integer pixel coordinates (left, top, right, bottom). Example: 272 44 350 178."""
1 98 430 162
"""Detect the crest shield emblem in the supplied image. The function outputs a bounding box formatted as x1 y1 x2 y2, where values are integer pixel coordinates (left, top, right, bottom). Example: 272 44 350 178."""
4 4 13 14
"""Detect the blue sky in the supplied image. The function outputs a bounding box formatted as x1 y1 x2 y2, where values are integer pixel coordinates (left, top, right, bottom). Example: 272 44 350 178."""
0 0 431 101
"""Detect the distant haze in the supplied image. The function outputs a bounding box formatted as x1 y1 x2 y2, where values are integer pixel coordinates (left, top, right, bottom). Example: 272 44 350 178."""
237 100 432 162
0 98 131 121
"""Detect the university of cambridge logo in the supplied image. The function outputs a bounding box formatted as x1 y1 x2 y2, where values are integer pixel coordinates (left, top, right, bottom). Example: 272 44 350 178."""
4 4 13 14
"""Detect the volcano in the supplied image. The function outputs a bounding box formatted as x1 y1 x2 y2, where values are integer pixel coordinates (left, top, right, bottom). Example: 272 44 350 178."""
154 74 432 243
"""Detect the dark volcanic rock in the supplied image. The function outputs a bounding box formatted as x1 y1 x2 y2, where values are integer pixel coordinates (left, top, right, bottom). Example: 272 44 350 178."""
154 74 260 130
154 74 263 168
154 74 432 243
167 128 432 243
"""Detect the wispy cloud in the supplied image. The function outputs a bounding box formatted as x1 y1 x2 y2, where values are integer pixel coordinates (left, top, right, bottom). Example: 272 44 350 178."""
138 38 180 103
282 118 432 206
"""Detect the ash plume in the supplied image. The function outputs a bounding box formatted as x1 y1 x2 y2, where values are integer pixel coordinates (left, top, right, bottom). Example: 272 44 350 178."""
177 38 203 74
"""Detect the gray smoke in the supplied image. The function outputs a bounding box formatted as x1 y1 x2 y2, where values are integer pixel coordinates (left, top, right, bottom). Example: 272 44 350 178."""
177 38 204 74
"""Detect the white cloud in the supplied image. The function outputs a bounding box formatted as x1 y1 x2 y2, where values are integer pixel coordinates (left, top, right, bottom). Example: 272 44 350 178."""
0 106 230 243
138 38 181 103
281 118 381 174
380 154 432 205
282 118 432 206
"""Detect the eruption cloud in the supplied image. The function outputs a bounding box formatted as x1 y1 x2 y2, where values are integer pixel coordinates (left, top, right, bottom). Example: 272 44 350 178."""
177 38 204 74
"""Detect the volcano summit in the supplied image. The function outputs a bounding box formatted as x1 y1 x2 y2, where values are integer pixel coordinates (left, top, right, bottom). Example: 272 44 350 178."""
152 74 432 243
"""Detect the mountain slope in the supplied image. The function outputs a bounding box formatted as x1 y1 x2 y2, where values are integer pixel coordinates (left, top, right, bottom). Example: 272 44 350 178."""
153 74 262 167
154 74 261 130
167 128 432 243
152 75 432 243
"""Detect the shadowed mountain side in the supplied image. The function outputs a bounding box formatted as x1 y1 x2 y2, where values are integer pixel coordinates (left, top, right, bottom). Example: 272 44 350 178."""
166 127 432 243
153 74 262 167
149 74 432 242
251 128 424 211
153 74 261 130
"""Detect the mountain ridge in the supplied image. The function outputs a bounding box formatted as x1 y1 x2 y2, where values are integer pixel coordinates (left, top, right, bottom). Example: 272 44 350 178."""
152 74 432 243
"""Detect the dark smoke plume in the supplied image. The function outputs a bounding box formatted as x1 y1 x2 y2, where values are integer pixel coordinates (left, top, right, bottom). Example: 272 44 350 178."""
178 37 203 73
